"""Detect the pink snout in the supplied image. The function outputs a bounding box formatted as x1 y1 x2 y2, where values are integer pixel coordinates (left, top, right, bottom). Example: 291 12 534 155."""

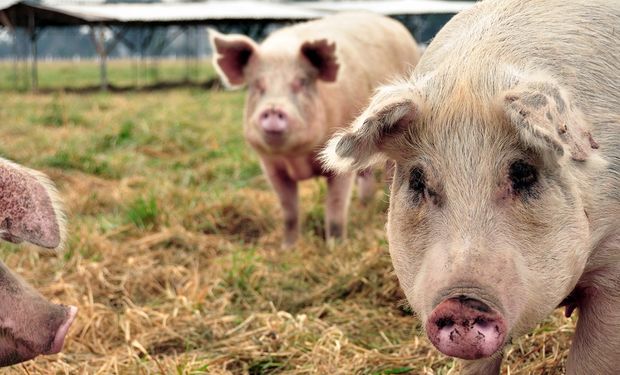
47 305 78 355
426 297 506 360
259 108 289 135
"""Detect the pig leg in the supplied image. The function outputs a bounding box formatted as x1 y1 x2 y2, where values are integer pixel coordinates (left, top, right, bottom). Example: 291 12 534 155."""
356 167 375 204
458 355 503 375
325 172 354 241
261 162 299 247
566 282 620 374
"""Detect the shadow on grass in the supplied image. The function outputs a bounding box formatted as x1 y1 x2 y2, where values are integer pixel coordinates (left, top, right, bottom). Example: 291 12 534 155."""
32 77 223 94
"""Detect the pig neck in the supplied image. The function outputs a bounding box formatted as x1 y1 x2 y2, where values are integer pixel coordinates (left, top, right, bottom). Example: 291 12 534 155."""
572 157 620 300
274 153 323 181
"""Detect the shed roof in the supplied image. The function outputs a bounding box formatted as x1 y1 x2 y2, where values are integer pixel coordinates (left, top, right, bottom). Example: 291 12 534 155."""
53 1 325 25
1 1 476 29
301 0 474 15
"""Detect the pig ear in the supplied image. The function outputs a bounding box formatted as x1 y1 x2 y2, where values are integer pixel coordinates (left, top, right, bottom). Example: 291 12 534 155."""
322 83 420 173
301 39 339 82
209 28 258 88
502 82 599 163
0 158 66 250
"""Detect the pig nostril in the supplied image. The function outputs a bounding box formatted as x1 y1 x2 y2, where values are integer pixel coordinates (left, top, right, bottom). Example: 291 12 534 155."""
474 317 488 328
436 317 455 329
277 112 285 120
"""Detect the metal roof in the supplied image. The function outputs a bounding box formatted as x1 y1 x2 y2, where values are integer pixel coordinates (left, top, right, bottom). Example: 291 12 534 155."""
1 1 475 28
301 0 475 15
0 1 111 28
0 0 19 9
37 1 325 25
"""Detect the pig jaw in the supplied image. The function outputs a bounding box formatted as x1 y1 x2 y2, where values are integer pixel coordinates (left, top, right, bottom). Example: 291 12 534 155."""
0 262 77 366
0 304 76 366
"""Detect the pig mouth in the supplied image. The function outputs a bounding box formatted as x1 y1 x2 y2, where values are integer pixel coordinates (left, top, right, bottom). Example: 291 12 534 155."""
262 131 288 147
0 305 77 366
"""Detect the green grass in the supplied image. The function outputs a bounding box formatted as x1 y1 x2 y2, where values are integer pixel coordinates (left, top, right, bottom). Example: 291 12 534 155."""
126 196 159 229
0 58 217 91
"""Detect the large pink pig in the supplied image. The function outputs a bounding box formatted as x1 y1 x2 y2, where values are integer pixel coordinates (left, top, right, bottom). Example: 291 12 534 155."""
0 158 77 366
323 0 620 373
210 12 420 246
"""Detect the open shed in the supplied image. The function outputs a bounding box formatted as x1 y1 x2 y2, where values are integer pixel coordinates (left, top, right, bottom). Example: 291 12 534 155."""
0 0 475 91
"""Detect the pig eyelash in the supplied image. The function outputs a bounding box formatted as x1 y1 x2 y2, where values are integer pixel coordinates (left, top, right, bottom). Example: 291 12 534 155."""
409 167 436 203
409 167 426 193
508 160 539 196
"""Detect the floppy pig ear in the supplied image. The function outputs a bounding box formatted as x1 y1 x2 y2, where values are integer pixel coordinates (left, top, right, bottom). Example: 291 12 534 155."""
209 28 258 87
322 83 420 173
0 158 65 250
301 39 339 82
502 81 599 162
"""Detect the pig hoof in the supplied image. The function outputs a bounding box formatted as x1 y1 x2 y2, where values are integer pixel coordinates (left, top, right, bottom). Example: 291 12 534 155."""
426 297 506 360
47 305 78 355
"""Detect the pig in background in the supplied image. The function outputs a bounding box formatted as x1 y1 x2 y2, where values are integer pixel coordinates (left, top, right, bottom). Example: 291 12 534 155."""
210 12 420 247
323 0 619 373
0 157 76 367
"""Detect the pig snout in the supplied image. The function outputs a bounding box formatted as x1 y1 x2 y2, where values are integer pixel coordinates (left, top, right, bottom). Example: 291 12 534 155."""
259 108 289 137
0 304 77 367
426 296 507 360
47 305 78 355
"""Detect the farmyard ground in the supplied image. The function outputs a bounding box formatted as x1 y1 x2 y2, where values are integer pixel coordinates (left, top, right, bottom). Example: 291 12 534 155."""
0 61 574 374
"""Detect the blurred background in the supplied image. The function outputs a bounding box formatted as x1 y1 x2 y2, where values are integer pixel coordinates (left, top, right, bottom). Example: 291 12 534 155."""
0 0 472 91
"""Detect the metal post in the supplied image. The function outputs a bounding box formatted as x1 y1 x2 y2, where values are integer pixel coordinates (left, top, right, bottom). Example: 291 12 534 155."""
90 24 109 91
99 27 108 91
0 10 18 90
184 26 190 82
28 9 37 92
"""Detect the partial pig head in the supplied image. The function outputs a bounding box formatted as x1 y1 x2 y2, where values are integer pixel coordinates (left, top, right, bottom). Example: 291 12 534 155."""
323 72 600 360
0 157 76 366
210 28 340 155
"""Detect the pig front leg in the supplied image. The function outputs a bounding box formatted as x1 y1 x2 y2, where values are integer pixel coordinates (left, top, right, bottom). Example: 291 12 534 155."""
325 172 354 241
261 161 299 248
566 282 620 374
458 355 503 375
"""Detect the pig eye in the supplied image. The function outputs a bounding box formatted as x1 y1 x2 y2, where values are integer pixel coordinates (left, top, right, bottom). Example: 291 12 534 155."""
409 167 426 193
509 160 538 194
409 167 441 205
251 81 266 95
292 77 308 93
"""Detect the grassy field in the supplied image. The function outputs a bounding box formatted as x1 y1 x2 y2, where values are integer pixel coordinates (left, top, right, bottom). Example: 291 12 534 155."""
0 62 575 374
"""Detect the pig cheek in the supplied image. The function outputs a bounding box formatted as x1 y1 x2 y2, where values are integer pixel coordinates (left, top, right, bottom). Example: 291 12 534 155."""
0 333 36 366
387 192 433 316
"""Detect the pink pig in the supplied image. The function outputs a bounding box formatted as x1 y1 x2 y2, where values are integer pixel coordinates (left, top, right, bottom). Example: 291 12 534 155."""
0 157 76 367
323 0 620 373
211 12 420 246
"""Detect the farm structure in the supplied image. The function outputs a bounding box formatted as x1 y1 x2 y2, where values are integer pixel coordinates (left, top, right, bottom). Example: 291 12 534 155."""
0 0 474 91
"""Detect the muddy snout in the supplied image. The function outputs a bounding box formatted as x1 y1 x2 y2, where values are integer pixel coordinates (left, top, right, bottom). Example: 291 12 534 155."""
426 296 507 360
